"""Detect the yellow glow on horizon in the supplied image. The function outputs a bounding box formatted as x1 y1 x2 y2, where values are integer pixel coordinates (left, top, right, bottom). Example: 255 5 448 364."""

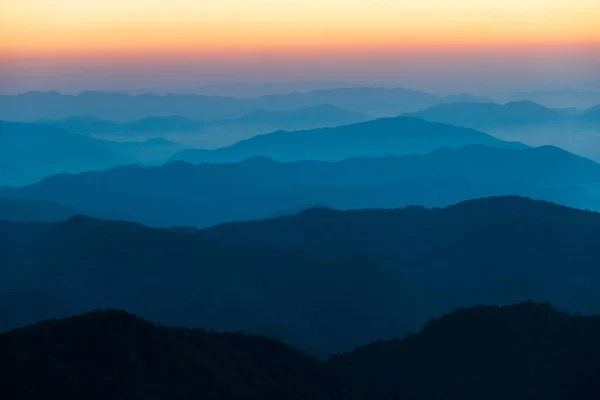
1 0 599 60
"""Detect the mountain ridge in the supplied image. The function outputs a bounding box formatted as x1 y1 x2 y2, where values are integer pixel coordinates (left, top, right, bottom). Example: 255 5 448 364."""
170 116 526 163
3 144 600 227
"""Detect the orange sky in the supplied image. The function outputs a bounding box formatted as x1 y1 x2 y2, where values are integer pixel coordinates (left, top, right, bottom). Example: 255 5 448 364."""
1 0 599 93
2 0 599 60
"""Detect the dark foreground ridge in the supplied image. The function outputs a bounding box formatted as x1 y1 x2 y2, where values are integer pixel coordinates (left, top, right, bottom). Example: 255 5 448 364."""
1 303 600 400
4 196 600 357
0 309 345 400
330 302 600 400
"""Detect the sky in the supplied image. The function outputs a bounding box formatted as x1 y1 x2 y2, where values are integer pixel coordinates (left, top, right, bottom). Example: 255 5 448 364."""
1 0 599 94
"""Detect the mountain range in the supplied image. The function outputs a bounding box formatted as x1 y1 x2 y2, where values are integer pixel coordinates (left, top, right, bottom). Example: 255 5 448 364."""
407 101 600 161
212 104 369 130
407 101 569 129
0 121 185 186
507 89 600 109
0 88 501 122
2 145 598 227
42 115 206 136
0 115 526 187
41 105 370 148
170 116 525 163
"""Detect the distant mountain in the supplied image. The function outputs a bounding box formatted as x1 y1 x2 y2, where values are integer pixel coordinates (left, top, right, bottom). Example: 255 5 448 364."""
0 198 78 222
0 121 128 186
0 216 418 355
0 121 185 186
407 101 600 162
43 106 368 146
125 115 204 133
218 104 369 129
203 196 600 315
0 310 346 399
170 117 525 163
0 91 248 121
3 145 600 227
253 87 441 117
329 302 600 400
407 101 566 129
442 93 495 103
582 105 600 121
508 89 600 109
190 79 356 97
44 115 205 136
0 87 447 122
40 116 118 134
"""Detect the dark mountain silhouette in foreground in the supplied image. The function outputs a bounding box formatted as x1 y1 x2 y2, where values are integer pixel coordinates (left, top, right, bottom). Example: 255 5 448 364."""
203 196 600 315
0 216 416 355
169 117 525 163
330 302 600 400
2 303 600 399
3 145 600 227
0 121 185 186
0 310 345 400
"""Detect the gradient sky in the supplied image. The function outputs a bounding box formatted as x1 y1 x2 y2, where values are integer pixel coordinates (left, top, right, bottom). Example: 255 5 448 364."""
1 0 599 94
